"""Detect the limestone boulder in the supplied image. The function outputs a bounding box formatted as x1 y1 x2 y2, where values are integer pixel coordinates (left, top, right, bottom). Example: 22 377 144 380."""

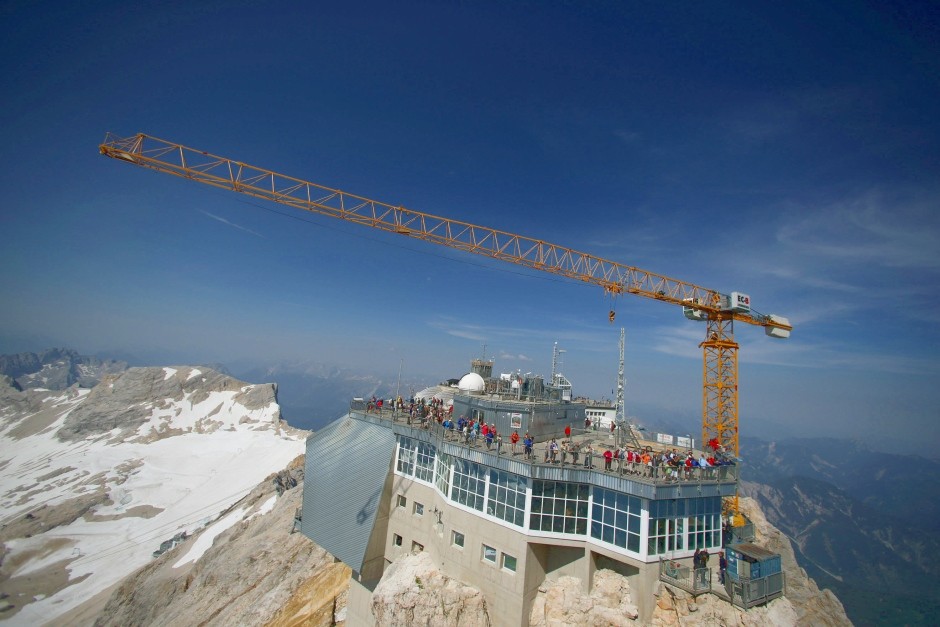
372 551 491 626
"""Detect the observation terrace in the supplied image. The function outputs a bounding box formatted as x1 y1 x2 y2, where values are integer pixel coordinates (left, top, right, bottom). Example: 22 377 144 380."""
347 400 739 502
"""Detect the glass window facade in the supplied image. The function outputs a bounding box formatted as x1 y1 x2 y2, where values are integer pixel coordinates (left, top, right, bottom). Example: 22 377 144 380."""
530 481 589 535
396 437 416 475
396 437 436 484
415 441 435 483
451 459 487 511
486 469 527 527
501 552 517 572
591 488 642 553
392 430 728 563
684 497 723 551
647 497 721 555
435 452 451 497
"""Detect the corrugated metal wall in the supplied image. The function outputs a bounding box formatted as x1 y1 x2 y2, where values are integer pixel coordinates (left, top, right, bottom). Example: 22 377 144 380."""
300 415 396 572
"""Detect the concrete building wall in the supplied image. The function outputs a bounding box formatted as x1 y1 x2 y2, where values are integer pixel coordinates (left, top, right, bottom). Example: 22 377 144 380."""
385 479 530 627
305 413 737 624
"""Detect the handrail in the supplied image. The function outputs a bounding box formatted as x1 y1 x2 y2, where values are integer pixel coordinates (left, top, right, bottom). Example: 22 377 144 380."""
659 558 712 595
348 401 739 487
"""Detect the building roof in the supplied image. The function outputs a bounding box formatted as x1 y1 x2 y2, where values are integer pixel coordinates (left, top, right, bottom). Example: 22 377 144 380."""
301 415 396 573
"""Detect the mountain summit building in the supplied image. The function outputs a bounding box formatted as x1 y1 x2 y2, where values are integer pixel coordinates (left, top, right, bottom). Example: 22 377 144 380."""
300 360 777 625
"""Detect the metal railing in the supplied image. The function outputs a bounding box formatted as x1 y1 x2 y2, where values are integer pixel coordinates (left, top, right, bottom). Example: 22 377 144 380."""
659 559 712 595
726 572 786 608
729 520 756 544
350 401 740 488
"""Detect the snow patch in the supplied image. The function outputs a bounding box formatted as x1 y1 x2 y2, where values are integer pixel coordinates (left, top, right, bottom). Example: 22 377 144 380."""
0 378 305 625
246 494 278 522
173 505 248 568
163 367 178 381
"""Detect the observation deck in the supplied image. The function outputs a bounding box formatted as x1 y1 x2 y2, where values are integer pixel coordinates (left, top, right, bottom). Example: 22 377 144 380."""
349 401 740 502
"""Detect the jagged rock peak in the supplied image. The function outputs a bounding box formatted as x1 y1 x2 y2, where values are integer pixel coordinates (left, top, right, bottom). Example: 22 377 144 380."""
0 347 127 390
57 366 281 442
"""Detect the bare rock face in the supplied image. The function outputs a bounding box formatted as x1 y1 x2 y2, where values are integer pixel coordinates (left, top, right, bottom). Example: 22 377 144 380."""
737 497 851 627
646 497 851 627
0 348 127 391
58 366 279 442
94 456 348 627
530 569 639 626
650 585 799 626
371 551 491 626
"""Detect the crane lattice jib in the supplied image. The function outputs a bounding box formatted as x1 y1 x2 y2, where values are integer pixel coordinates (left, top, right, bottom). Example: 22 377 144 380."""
99 133 790 334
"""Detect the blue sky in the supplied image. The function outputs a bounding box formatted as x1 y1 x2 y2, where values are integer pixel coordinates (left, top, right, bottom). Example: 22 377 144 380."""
2 1 938 456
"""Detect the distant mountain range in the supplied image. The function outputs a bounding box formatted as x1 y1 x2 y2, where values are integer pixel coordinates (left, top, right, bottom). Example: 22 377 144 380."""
0 348 126 390
235 361 444 432
6 348 937 624
741 437 940 626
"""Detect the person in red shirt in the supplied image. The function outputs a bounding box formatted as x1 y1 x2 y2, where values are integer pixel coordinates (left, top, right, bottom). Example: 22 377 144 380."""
603 448 613 471
510 430 520 455
565 424 571 438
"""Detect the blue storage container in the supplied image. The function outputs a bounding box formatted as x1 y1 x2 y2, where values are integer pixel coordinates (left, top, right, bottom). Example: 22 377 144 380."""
726 543 781 581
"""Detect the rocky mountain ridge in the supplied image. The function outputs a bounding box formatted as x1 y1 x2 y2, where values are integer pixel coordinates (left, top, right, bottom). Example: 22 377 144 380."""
740 436 940 624
0 351 859 625
0 365 306 624
0 348 127 391
90 463 850 627
92 456 349 627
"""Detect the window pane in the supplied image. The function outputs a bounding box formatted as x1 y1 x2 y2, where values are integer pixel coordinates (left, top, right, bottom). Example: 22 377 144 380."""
483 545 497 563
615 529 626 548
628 533 640 552
615 511 627 530
628 514 640 534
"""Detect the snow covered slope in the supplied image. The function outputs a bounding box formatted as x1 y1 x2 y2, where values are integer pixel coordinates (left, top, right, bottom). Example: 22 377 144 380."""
0 367 307 625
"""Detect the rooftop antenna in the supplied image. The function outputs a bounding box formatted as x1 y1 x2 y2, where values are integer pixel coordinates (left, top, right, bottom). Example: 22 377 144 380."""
395 357 403 403
551 342 567 386
616 328 625 446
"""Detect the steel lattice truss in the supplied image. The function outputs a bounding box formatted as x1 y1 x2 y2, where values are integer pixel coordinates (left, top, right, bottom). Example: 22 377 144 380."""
100 133 788 332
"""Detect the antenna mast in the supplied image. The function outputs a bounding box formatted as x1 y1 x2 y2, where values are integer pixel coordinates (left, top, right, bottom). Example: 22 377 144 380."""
616 328 625 445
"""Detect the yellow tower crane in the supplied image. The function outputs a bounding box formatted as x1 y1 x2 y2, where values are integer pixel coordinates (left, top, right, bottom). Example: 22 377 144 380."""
99 132 791 465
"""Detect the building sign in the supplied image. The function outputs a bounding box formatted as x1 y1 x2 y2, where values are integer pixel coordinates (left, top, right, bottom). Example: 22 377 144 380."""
656 433 674 445
676 436 693 449
510 413 522 428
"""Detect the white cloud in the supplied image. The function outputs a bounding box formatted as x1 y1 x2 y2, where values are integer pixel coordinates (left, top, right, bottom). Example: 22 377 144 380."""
775 191 940 270
498 352 532 362
200 210 265 238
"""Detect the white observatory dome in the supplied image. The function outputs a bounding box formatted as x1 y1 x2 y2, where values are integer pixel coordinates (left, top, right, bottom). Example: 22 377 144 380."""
457 372 485 393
